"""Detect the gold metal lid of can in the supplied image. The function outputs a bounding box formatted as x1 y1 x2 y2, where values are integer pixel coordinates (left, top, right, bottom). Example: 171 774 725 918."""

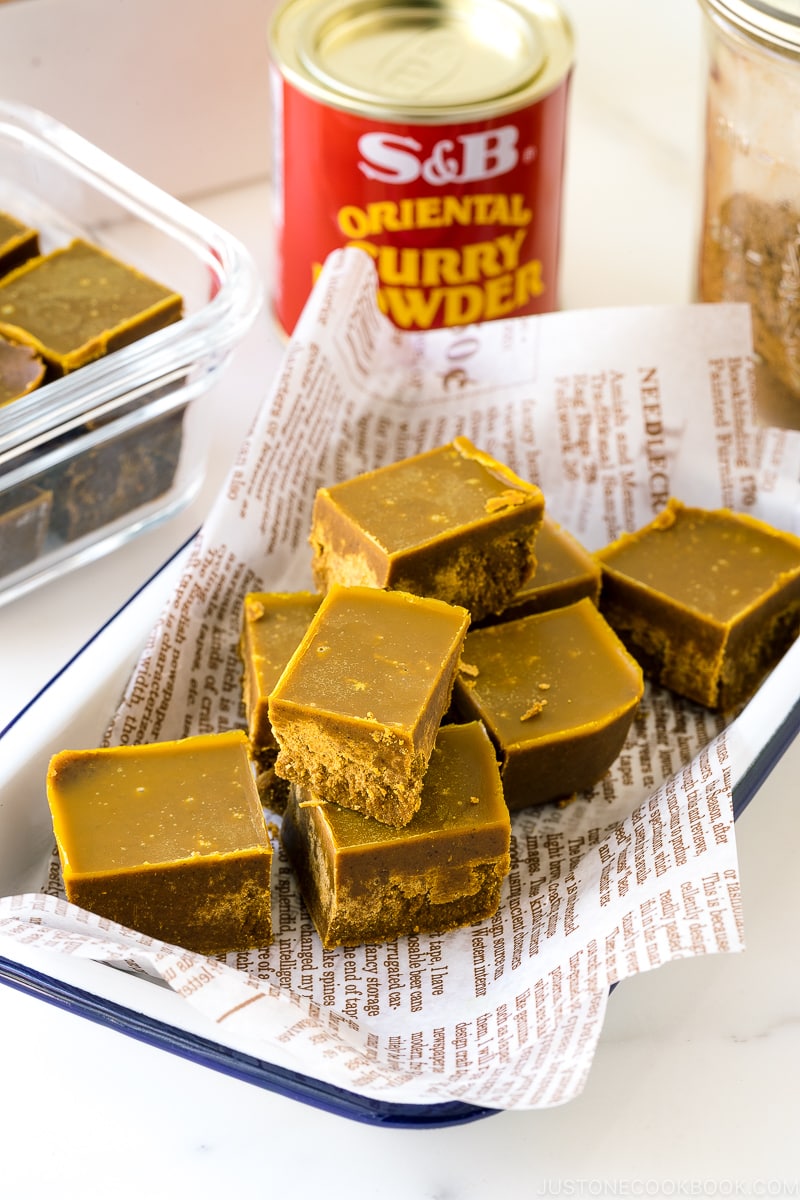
269 0 574 121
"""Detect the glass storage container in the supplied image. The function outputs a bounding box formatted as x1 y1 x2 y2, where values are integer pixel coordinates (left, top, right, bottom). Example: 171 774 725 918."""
695 0 800 428
0 101 262 607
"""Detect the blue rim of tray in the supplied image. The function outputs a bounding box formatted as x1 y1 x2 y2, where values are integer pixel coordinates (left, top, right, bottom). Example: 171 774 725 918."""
0 536 797 1129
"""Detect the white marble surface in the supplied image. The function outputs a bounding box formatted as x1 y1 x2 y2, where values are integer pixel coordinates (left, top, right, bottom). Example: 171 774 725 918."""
3 0 800 1194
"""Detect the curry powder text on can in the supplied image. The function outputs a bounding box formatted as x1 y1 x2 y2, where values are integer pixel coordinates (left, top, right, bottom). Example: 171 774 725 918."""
268 0 574 336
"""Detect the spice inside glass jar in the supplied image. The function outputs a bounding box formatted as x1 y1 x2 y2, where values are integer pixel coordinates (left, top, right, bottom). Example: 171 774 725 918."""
696 0 800 428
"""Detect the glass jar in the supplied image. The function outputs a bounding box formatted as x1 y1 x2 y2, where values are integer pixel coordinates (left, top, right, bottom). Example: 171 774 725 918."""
696 1 800 428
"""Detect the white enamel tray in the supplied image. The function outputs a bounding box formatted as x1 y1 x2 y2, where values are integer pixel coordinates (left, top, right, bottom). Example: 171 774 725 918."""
1 535 799 1127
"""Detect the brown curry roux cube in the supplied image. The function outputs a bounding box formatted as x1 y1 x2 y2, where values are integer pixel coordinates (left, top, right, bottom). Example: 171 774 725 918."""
46 730 273 955
238 590 322 808
452 599 644 809
0 482 52 576
0 211 39 277
0 237 183 376
596 498 800 710
269 583 470 827
310 437 545 622
281 721 511 949
40 406 185 542
0 334 44 404
481 514 601 624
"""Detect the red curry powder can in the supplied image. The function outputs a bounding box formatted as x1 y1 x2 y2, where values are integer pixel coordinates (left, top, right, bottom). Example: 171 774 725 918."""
268 0 574 336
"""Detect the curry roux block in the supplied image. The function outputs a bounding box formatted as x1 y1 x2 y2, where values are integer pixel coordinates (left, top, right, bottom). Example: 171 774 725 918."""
596 498 800 710
484 515 602 624
41 406 185 542
238 590 322 808
452 599 644 810
0 211 39 276
269 583 470 827
0 237 183 376
46 730 273 955
310 437 545 622
281 722 511 949
0 482 52 576
0 334 45 404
